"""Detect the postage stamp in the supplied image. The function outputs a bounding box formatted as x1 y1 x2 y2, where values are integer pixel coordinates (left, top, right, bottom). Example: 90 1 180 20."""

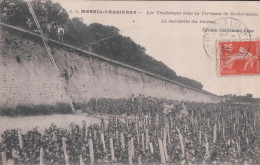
217 40 260 76
203 17 251 60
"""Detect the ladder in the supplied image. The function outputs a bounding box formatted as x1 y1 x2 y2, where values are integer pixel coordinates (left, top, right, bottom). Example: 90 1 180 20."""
27 2 76 112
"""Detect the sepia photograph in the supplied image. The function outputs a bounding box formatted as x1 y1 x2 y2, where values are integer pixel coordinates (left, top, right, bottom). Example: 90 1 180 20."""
0 0 259 164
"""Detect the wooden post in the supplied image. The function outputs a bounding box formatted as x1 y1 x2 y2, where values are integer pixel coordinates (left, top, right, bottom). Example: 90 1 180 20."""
79 154 84 165
218 121 221 135
86 126 89 138
81 122 86 138
245 112 248 127
223 122 226 141
138 156 142 165
116 130 119 142
177 128 185 158
205 134 209 160
169 115 173 127
145 129 150 150
141 133 145 152
163 128 169 161
39 147 44 165
69 123 73 135
254 118 256 129
110 137 115 162
131 137 135 157
144 116 147 127
136 122 140 144
120 132 125 150
62 137 69 165
213 123 217 144
167 129 171 147
18 129 23 149
236 138 241 158
158 138 166 164
128 138 134 165
94 130 97 141
149 142 154 154
232 139 236 157
101 132 107 153
88 138 95 165
163 139 168 162
52 132 57 142
1 151 7 165
128 140 133 165
7 159 14 165
145 129 149 148
191 110 193 126
156 114 159 125
199 128 201 145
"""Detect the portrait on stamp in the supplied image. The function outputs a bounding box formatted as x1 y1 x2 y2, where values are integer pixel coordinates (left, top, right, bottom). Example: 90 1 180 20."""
218 40 260 76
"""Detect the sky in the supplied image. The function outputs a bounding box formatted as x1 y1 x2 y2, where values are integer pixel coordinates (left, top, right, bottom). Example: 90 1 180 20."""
54 0 260 98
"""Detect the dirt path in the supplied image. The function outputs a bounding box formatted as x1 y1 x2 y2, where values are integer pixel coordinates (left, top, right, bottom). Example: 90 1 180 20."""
0 113 103 135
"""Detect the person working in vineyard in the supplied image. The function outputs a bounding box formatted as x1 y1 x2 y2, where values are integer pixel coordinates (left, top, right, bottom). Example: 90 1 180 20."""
170 101 178 115
136 93 143 118
163 103 170 117
129 94 135 116
178 102 188 119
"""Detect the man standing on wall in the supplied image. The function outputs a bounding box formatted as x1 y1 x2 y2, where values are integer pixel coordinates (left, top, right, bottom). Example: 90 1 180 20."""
57 26 65 42
26 18 33 29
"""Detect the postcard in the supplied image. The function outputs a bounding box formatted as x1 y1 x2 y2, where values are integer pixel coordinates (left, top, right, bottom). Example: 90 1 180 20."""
0 1 259 164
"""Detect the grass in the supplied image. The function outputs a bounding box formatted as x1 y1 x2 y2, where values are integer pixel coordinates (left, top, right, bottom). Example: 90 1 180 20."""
0 103 73 116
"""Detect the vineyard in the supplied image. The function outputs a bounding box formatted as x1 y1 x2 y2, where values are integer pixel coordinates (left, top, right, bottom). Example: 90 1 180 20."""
0 99 259 165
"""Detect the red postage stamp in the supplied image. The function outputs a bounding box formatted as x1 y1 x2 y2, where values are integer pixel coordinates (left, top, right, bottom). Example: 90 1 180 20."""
218 40 260 76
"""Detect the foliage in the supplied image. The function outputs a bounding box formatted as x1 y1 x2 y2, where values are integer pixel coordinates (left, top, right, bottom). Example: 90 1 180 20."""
0 103 72 116
85 97 180 116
